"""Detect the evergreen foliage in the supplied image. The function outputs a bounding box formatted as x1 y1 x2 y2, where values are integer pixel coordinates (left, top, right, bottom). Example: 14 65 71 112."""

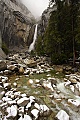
36 0 80 64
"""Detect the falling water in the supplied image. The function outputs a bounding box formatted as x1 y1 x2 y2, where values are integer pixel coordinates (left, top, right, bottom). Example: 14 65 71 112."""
28 24 38 52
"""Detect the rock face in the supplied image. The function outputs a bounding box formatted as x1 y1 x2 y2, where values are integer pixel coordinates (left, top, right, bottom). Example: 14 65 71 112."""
37 4 57 37
0 0 35 51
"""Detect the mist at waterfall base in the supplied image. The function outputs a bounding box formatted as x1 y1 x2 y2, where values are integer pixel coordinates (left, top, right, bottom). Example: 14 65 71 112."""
28 24 38 52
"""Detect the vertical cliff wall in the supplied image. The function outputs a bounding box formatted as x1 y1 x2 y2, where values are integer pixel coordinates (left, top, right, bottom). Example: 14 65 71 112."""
37 4 57 37
0 0 35 51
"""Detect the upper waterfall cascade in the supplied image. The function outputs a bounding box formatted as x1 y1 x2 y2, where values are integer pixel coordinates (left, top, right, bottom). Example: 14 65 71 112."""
28 24 38 52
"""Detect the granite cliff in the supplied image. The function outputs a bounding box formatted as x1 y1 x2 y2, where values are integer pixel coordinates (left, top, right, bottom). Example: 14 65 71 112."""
0 0 35 52
37 4 57 37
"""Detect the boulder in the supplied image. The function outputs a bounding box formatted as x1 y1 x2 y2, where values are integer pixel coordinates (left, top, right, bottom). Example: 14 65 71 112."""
17 97 29 107
19 67 24 74
0 60 7 71
0 48 6 60
7 65 18 71
3 83 11 90
24 59 37 67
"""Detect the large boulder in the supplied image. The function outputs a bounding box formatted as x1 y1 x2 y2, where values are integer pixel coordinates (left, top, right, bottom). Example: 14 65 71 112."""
0 60 7 71
24 59 37 67
0 48 6 60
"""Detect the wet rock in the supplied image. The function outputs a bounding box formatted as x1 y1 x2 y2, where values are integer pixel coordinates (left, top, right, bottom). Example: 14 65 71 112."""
56 110 69 120
0 60 7 71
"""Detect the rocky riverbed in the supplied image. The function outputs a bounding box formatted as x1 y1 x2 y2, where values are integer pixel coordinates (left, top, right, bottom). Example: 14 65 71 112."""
0 52 80 120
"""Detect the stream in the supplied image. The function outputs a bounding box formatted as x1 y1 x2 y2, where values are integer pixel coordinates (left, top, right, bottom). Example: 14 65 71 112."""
0 53 80 120
5 71 80 120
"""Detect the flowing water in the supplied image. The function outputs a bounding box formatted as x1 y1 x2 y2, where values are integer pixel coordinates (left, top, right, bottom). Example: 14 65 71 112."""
8 70 80 120
28 24 38 52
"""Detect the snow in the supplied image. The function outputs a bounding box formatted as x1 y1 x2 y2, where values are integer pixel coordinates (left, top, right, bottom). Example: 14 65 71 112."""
17 97 29 106
29 96 35 100
70 85 75 92
40 105 49 112
43 81 54 91
28 79 33 84
3 83 11 88
5 91 13 96
6 105 17 118
34 103 40 110
18 114 32 120
64 80 71 86
31 109 39 119
68 99 80 107
56 110 69 120
76 82 80 91
2 96 12 102
1 76 8 82
7 100 16 105
26 101 32 109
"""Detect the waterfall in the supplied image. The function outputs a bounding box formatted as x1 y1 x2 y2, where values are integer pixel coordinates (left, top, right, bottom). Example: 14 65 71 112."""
28 24 38 52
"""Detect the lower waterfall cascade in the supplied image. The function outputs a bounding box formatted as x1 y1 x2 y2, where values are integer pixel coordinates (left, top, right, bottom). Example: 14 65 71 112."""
28 24 38 52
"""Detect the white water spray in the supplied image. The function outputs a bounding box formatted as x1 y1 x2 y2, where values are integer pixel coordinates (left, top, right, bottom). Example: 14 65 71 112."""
28 24 38 52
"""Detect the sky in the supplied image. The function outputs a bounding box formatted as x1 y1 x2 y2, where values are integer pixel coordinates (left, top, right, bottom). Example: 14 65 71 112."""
21 0 49 18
